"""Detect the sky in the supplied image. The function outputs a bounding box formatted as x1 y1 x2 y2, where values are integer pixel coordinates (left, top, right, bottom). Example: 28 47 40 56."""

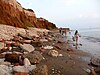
17 0 100 29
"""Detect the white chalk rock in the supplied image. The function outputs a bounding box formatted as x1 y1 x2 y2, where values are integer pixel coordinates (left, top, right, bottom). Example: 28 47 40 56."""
44 46 53 50
24 58 31 67
48 50 59 57
20 44 35 52
58 54 63 57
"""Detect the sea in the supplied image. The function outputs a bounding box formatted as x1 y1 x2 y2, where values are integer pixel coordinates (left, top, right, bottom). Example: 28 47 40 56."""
78 28 100 58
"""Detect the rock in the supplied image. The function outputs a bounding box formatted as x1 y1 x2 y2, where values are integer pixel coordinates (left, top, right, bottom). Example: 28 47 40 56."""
40 39 48 42
43 46 53 49
32 65 48 75
24 51 43 64
91 57 100 66
24 58 31 67
48 50 59 57
4 54 19 64
20 44 35 53
24 40 32 44
13 65 36 73
0 42 5 49
0 65 12 75
58 54 63 57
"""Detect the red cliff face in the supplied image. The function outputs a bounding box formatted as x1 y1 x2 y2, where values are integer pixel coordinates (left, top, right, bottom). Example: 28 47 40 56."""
36 18 56 29
0 0 56 29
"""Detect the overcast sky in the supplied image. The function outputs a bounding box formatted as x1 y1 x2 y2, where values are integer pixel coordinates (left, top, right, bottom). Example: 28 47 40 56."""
17 0 100 29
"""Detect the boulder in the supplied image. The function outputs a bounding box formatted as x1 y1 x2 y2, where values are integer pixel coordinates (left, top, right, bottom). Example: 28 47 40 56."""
48 50 59 57
32 65 48 75
24 51 43 64
20 44 35 53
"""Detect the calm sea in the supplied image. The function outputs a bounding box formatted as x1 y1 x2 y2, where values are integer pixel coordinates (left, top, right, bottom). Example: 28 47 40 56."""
78 28 100 57
79 28 100 43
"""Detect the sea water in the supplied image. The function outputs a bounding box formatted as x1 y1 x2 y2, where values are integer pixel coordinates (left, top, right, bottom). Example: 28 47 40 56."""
80 29 100 42
78 28 100 57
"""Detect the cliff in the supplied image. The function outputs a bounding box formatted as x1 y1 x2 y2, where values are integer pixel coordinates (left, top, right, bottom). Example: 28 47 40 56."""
0 0 56 29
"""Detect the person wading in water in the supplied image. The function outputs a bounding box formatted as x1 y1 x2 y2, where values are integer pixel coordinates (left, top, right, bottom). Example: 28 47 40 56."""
74 30 79 49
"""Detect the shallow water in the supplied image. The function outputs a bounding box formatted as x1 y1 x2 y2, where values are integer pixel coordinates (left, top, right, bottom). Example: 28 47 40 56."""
78 37 100 58
67 29 100 58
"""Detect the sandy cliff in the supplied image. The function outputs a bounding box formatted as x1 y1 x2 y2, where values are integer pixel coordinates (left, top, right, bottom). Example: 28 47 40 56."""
0 0 56 29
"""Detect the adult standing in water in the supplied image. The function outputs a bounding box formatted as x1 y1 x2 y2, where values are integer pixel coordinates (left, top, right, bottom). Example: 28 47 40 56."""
74 30 79 49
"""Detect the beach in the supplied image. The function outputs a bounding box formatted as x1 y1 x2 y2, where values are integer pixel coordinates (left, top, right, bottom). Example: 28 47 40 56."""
0 27 99 75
